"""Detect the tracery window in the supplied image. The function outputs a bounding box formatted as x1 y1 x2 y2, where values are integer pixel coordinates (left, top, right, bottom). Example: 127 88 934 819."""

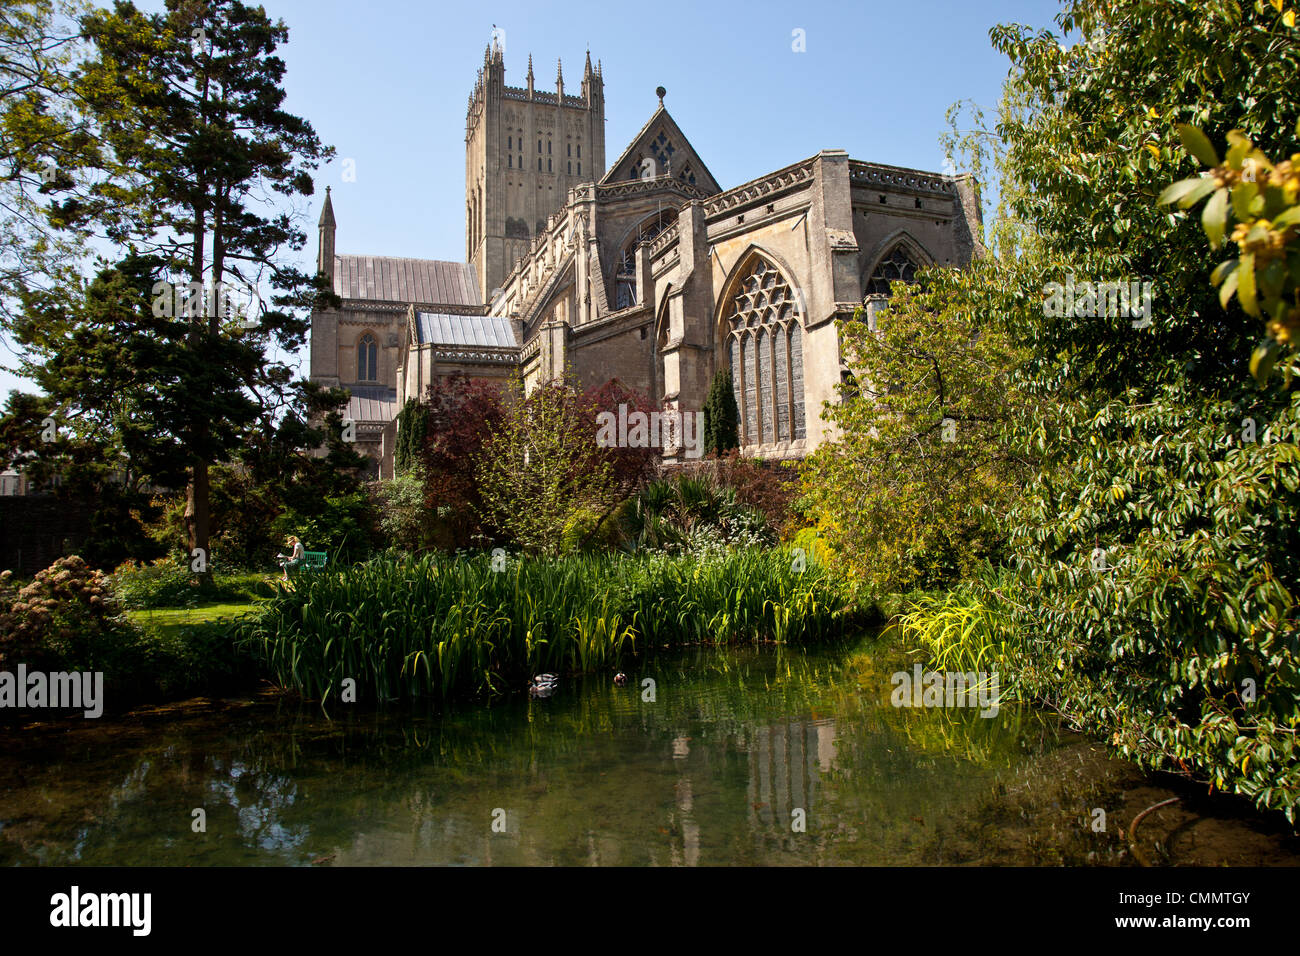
614 209 676 309
725 256 805 446
865 246 919 295
357 332 378 382
678 163 697 186
652 130 676 173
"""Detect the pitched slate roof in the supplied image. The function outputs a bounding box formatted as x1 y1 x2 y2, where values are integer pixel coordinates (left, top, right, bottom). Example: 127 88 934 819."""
334 256 480 306
414 311 519 348
345 384 399 424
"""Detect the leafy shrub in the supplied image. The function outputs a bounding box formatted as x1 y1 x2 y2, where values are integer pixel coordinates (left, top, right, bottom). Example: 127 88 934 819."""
111 557 275 610
419 374 509 548
559 504 624 554
378 466 432 553
788 526 832 566
272 491 381 566
710 452 801 536
0 557 263 711
982 0 1300 821
0 555 139 673
798 257 1028 594
619 473 775 554
111 555 202 609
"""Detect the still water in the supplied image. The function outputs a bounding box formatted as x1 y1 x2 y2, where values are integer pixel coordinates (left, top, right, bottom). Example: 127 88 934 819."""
1 637 1296 866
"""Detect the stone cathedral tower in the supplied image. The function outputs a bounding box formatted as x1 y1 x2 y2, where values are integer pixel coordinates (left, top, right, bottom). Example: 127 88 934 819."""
465 40 606 301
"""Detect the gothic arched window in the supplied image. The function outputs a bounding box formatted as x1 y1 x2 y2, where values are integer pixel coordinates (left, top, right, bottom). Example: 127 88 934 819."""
863 245 923 330
357 332 378 382
614 209 676 310
865 246 919 296
725 256 805 446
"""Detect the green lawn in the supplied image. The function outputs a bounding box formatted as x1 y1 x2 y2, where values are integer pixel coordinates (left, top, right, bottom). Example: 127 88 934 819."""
128 601 260 641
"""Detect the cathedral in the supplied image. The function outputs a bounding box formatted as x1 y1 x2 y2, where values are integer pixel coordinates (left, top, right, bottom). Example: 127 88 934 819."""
308 41 984 478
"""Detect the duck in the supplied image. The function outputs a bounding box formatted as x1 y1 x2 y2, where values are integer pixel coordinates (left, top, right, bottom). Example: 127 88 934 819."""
613 672 628 687
529 673 559 698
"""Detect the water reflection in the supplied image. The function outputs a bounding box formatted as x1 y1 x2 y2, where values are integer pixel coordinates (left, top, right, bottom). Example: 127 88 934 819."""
2 639 1290 866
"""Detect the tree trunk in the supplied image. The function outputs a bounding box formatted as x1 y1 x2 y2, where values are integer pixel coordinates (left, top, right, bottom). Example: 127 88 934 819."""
185 455 212 584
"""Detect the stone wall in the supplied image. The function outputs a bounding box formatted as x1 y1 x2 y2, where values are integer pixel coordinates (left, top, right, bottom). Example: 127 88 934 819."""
0 496 94 576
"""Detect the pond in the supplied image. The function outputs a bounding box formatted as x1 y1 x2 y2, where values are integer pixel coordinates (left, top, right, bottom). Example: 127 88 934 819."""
2 636 1297 866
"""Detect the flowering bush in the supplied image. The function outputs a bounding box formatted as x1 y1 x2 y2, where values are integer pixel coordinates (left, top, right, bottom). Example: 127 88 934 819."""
0 556 135 670
110 554 201 609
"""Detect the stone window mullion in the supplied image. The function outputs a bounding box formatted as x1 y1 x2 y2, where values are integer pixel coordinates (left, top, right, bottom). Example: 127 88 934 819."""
724 256 804 450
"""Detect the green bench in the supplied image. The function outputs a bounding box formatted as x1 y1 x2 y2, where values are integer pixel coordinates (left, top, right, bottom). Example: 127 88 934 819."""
286 551 328 577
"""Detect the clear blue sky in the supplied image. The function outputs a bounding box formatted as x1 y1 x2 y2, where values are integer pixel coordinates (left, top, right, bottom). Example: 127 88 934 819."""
1 0 1066 399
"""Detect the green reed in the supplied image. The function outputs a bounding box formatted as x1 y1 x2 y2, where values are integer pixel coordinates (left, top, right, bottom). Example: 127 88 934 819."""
240 549 856 704
897 590 1021 700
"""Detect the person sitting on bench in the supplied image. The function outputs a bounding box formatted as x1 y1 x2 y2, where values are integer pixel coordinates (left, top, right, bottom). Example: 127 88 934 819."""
277 535 305 580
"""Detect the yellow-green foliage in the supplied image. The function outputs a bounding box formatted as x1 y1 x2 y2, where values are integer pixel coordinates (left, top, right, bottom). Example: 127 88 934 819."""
1159 119 1300 383
799 259 1031 594
897 590 1020 701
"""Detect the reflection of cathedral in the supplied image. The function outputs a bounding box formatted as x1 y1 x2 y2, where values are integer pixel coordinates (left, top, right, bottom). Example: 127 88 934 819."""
308 40 984 477
661 718 838 864
746 720 837 839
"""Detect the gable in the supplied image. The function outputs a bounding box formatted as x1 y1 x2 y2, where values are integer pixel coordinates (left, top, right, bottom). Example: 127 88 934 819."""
600 106 721 194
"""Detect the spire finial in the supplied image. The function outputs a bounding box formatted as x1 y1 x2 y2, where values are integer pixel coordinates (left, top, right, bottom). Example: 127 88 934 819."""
319 185 336 227
656 86 666 107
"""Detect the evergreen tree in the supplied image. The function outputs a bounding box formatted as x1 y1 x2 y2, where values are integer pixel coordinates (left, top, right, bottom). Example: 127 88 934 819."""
395 398 429 475
55 0 335 577
702 367 740 456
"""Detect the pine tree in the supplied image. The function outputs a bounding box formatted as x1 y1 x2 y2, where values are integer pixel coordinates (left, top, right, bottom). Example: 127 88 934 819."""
702 367 740 456
59 0 335 578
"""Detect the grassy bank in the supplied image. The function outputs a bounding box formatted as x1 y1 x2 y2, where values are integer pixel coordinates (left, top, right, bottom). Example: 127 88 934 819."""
128 602 258 640
116 600 264 701
242 549 861 704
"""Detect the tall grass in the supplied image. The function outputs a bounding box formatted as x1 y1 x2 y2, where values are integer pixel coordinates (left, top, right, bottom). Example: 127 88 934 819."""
241 549 856 703
897 590 1020 699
